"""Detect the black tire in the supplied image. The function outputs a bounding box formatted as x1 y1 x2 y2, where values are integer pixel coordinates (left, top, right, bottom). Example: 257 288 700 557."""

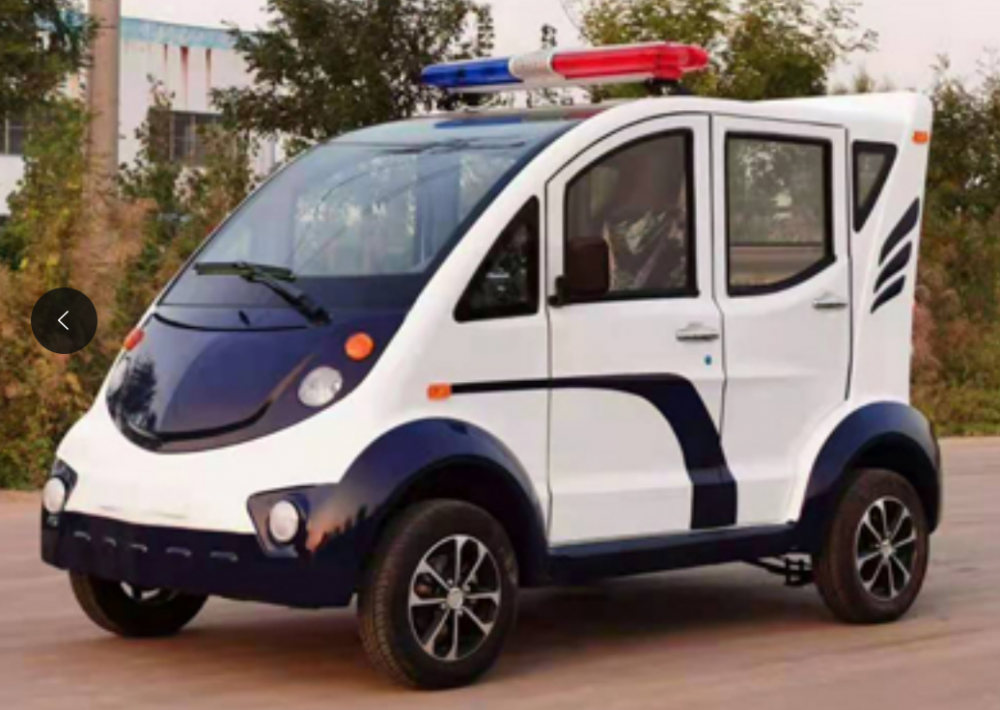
358 500 519 690
813 469 930 624
70 572 208 638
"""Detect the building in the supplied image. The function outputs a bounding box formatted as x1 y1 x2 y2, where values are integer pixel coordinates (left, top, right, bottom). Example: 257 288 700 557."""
0 16 277 217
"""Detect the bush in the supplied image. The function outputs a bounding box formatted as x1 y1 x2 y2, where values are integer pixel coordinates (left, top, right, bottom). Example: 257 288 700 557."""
0 92 255 488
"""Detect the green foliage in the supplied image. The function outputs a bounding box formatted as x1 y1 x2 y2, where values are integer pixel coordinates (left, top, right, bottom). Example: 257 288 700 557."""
912 61 1000 434
0 0 91 118
215 0 495 150
0 99 97 487
0 88 256 488
580 0 875 100
118 84 258 330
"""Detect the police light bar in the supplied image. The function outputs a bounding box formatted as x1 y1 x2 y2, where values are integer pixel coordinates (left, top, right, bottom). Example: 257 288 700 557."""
421 42 710 94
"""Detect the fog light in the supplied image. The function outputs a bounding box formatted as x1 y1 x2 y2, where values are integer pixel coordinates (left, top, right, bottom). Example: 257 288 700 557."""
268 500 301 545
298 367 343 408
42 477 68 515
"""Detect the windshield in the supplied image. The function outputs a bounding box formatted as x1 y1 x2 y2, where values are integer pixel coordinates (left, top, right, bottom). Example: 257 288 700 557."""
164 114 583 311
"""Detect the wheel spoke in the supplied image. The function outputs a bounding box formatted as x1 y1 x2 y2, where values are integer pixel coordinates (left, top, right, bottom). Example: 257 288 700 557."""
409 593 448 607
464 606 494 636
462 540 488 589
453 536 464 587
875 500 891 540
421 609 451 655
417 560 450 593
861 513 884 544
466 590 500 604
890 508 912 543
446 611 461 661
862 559 887 591
890 553 912 589
886 557 898 598
894 533 918 549
856 549 882 570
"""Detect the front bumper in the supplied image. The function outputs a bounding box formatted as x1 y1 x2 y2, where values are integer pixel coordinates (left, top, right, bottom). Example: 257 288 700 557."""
42 512 356 609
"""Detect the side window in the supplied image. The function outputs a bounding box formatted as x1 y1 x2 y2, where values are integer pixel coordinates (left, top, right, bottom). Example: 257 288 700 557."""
853 142 897 231
726 136 833 295
565 132 695 301
455 198 540 322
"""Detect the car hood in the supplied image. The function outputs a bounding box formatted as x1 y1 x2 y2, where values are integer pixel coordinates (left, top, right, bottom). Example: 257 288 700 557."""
106 306 405 453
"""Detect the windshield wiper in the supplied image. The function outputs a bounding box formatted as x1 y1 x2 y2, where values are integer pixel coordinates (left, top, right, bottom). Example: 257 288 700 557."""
194 261 330 325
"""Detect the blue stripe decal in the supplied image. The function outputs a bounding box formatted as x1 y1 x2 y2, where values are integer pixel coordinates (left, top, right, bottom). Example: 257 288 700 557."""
874 241 912 294
871 275 906 313
451 375 738 530
878 199 921 265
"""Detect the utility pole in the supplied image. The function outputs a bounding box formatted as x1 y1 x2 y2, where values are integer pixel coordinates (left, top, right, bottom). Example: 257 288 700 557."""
87 0 121 195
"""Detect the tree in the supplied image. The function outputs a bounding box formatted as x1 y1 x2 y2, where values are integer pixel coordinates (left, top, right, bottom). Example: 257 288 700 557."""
579 0 875 100
215 0 494 150
0 0 90 118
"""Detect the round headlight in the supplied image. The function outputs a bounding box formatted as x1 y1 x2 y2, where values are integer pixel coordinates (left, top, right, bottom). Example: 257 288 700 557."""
268 500 301 545
298 367 343 408
42 477 68 515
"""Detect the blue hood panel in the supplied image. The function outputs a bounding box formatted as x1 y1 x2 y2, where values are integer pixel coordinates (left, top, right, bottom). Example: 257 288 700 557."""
106 308 405 453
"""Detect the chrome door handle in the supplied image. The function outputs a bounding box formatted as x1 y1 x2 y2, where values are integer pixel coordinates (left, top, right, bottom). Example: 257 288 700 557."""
676 324 720 343
813 293 849 311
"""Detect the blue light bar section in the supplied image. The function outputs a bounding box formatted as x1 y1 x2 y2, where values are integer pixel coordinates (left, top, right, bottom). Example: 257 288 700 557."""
421 57 521 90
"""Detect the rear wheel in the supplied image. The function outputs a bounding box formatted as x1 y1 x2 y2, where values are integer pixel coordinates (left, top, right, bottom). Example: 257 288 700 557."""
358 500 518 689
813 469 930 624
70 572 207 638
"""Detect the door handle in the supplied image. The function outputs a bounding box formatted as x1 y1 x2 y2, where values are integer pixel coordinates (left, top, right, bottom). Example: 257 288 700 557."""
813 293 849 311
676 323 720 343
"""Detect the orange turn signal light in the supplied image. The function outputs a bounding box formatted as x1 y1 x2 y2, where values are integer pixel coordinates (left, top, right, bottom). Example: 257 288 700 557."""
345 332 375 361
428 383 452 401
914 131 931 145
123 328 144 351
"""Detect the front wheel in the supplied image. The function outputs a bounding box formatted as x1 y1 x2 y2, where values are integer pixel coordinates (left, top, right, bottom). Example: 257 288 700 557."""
813 469 930 624
70 572 207 638
358 500 519 689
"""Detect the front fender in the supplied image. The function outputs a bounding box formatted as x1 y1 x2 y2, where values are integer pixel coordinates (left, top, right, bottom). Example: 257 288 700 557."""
249 418 547 602
793 402 941 552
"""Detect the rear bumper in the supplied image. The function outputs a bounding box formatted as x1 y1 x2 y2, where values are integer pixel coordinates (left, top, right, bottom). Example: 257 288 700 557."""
42 512 355 609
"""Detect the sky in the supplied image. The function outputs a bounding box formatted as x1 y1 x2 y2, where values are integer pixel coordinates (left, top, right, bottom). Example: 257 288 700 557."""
121 0 1000 90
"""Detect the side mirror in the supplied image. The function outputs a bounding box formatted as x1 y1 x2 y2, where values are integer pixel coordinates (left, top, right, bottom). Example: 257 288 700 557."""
559 237 610 304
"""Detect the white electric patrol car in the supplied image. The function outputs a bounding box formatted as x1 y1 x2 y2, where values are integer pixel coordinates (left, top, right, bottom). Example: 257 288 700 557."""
41 43 941 689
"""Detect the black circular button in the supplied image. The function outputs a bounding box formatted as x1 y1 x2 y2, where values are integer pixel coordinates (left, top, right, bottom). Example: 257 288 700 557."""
31 288 98 355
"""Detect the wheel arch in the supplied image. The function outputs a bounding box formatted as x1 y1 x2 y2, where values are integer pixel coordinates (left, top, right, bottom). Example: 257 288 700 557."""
309 418 549 592
794 402 942 552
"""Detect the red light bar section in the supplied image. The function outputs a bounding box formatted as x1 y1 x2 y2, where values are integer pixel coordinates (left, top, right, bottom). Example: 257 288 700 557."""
552 42 710 82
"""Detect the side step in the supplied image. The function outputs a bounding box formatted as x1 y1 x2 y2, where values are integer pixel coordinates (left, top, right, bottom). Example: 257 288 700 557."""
747 556 814 587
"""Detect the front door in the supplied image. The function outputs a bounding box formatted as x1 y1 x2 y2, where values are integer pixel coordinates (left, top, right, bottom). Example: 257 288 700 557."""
711 117 851 526
546 115 733 546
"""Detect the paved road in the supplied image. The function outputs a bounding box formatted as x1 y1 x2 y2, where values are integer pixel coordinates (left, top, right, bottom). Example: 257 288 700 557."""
2 440 998 709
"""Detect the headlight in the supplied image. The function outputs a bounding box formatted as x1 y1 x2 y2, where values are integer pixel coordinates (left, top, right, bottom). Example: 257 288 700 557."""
298 367 343 408
268 500 302 545
42 477 68 515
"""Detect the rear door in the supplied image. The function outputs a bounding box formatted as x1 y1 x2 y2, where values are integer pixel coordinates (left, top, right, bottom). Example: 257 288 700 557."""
711 117 851 526
546 115 735 546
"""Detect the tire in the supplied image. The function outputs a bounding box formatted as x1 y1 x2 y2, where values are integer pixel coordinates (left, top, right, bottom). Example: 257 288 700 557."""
358 500 519 690
70 572 208 638
813 469 930 624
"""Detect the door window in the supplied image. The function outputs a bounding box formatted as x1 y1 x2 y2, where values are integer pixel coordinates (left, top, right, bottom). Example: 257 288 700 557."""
726 136 833 295
455 198 540 322
565 132 696 301
853 142 897 231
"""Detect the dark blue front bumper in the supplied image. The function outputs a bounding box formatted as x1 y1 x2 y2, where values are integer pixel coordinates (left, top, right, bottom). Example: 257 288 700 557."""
42 512 356 609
